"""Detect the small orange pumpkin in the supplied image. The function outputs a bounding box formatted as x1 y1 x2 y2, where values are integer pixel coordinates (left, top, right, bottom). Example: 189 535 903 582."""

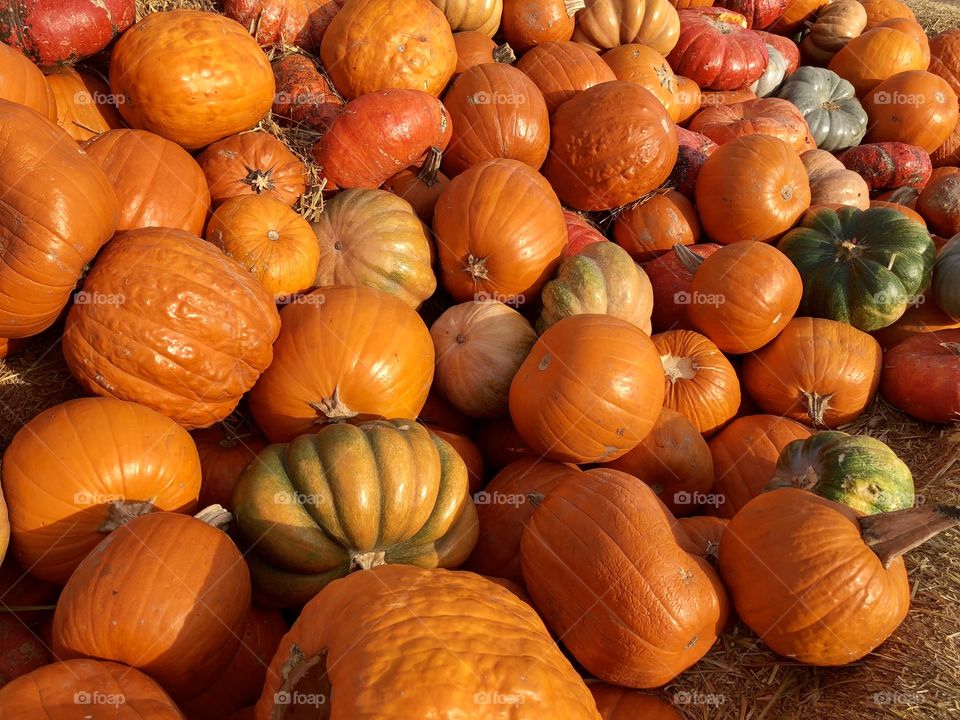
197 132 307 207
613 190 700 261
45 68 124 141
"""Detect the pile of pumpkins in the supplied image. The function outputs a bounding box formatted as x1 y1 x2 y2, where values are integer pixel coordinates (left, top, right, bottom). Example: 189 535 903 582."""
0 0 959 717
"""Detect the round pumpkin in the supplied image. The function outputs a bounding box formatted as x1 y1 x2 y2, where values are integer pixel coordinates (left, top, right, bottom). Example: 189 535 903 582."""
668 8 768 91
613 190 700 261
543 81 678 211
0 99 118 339
320 0 456 99
882 18 930 65
776 67 868 151
515 40 617 114
311 189 436 307
509 314 666 463
800 0 867 66
599 407 715 515
828 27 927 97
743 316 883 426
501 0 580 51
572 0 681 56
709 414 811 518
802 148 870 209
645 242 722 332
695 135 810 246
453 31 516 72
918 168 960 237
861 0 915 28
862 70 959 152
382 163 450 223
434 158 566 304
431 300 537 418
52 509 251 699
248 286 434 442
881 329 960 423
689 96 815 152
590 685 683 719
109 10 274 149
602 44 680 120
0 42 53 117
433 0 502 34
45 68 125 141
192 424 268 510
197 132 306 207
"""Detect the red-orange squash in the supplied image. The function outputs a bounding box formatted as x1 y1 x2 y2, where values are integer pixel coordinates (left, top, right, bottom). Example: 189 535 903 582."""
872 292 960 349
453 31 516 73
602 44 680 120
917 166 960 236
590 685 684 719
501 0 580 51
689 96 815 152
0 43 53 117
192 424 268 510
880 329 960 423
197 131 307 207
223 0 345 51
45 68 125 141
270 52 345 134
669 8 769 90
515 40 616 113
645 242 722 332
382 164 450 222
613 190 700 261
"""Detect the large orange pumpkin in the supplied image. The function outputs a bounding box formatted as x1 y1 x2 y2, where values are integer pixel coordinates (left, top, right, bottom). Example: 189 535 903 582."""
590 685 684 719
2 397 202 584
572 0 681 56
689 96 815 152
862 70 959 152
612 190 700 261
45 68 125 141
109 10 275 148
828 27 927 97
0 100 118 339
509 314 666 463
197 131 307 207
0 43 53 118
515 40 617 113
84 128 211 235
62 228 280 429
247 286 434 442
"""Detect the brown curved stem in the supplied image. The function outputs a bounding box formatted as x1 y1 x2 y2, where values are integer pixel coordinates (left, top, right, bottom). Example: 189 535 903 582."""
493 42 516 64
673 243 705 274
98 499 157 532
860 504 960 569
416 147 442 187
884 186 920 206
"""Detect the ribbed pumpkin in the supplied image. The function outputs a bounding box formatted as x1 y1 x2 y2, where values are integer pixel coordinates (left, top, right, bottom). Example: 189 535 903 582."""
197 132 306 207
109 10 275 148
84 129 210 235
431 301 537 418
828 27 927 97
613 190 700 261
432 0 502 34
872 291 960 349
248 286 434 442
862 70 959 152
515 41 616 114
689 97 816 152
0 100 118 339
453 31 516 72
599 407 714 516
543 81 678 211
233 420 478 608
254 566 602 719
45 68 125 141
434 158 566 304
590 685 684 719
743 317 883 427
881 329 960 423
602 44 680 120
802 148 870 209
839 141 932 190
800 0 867 66
0 43 53 118
206 195 320 299
192 424 268 510
708 414 811 518
509 314 666 463
53 509 251 700
63 228 280 429
572 0 681 56
311 189 436 307
428 428 486 493
501 0 580 51
563 210 607 256
668 8 769 90
2 397 201 584
522 468 729 687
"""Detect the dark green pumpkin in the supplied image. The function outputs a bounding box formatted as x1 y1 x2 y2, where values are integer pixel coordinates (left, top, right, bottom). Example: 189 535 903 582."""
766 430 914 514
777 206 936 331
933 235 960 321
232 419 479 607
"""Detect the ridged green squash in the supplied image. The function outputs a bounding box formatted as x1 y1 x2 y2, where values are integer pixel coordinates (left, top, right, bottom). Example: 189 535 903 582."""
933 235 960 321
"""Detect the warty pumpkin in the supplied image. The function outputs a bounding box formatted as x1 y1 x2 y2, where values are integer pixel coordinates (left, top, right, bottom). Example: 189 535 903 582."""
828 26 927 97
0 100 118 339
743 316 883 427
801 149 870 209
509 314 666 463
918 168 960 237
515 40 617 114
431 300 537 418
53 508 251 700
602 44 680 120
501 0 583 51
572 0 681 56
590 685 684 719
839 141 932 190
192 423 268 510
862 70 959 152
776 67 868 151
223 0 345 51
247 286 434 442
712 0 787 28
197 131 307 207
254 565 601 719
688 96 816 153
668 8 769 90
669 127 716 197
800 0 867 66
613 190 701 261
521 467 729 687
881 328 960 423
270 53 345 134
45 68 125 141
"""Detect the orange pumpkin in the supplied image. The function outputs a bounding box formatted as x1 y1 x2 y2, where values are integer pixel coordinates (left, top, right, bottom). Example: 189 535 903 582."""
862 70 959 152
872 292 960 350
84 129 210 235
917 166 960 236
515 40 617 113
800 0 867 66
382 164 450 222
590 685 683 719
928 29 960 95
453 31 517 73
613 190 700 261
881 18 930 65
743 316 882 426
109 10 275 148
197 131 307 207
192 424 269 510
509 314 665 463
674 75 702 121
828 27 927 97
689 96 816 152
602 44 680 120
677 515 728 560
572 0 681 56
419 390 476 434
429 428 487 493
45 68 124 141
248 286 434 442
0 43 53 118
501 0 580 51
861 0 915 29
770 0 826 33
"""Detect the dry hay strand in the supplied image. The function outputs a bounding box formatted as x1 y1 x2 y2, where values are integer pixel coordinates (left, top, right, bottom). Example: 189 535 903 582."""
135 0 221 19
906 0 960 36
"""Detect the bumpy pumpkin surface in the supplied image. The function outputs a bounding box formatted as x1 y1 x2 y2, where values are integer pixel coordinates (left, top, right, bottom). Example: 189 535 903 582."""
572 0 681 56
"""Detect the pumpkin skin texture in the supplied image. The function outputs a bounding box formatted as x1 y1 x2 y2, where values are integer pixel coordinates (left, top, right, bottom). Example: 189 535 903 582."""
669 127 716 198
776 67 868 151
543 81 678 211
197 132 306 208
270 53 345 134
602 44 679 120
0 42 53 117
441 62 550 175
429 428 486 494
777 206 936 331
590 685 684 719
0 659 184 719
109 11 274 149
53 511 251 700
709 414 811 518
254 566 601 720
802 149 870 210
861 0 915 29
862 70 959 152
934 236 960 320
881 329 960 423
918 169 960 237
433 0 502 35
743 317 882 427
695 135 811 246
320 0 456 99
223 0 345 51
0 100 118 339
718 488 909 665
84 129 210 236
453 31 514 73
653 329 741 436
685 241 803 354
599 407 714 516
768 431 915 514
828 27 927 98
668 8 769 91
312 189 436 307
0 614 48 686
645 242 722 332
382 164 450 223
613 190 700 261
431 301 537 418
749 43 787 98
509 314 666 463
689 97 815 153
233 420 478 608
563 209 607 257
571 0 682 57
192 425 268 510
800 0 867 66
521 468 729 687
63 228 280 429
45 68 125 141
872 291 960 349
538 241 654 334
248 286 434 442
316 89 451 190
712 0 786 28
839 141 931 190
464 458 582 584
2 397 202 585
501 0 577 52
673 74 702 122
434 158 566 304
515 40 617 114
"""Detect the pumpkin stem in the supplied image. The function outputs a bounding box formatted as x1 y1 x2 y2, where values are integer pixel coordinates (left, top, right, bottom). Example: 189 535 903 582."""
416 147 442 187
672 243 704 274
350 550 387 571
241 165 276 194
310 385 359 422
271 644 331 720
194 504 233 530
97 498 157 533
859 504 960 569
493 42 517 64
564 0 585 15
940 342 960 356
800 390 831 427
885 186 920 206
464 253 490 281
527 492 546 508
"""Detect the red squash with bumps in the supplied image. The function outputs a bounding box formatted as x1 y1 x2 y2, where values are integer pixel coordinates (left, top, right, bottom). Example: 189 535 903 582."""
668 8 769 90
